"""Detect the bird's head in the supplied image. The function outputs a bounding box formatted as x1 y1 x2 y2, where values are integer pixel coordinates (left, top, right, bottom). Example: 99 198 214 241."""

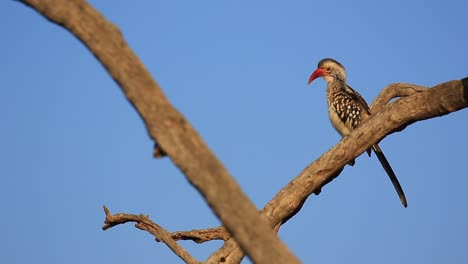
308 58 346 85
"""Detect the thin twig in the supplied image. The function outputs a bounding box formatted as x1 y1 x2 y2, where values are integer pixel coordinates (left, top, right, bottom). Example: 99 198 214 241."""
102 206 200 264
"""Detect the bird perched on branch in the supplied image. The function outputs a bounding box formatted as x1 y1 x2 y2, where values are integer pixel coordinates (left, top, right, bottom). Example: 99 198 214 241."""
307 58 407 207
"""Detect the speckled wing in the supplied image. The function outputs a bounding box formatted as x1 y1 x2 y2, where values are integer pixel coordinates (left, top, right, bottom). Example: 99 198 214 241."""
330 85 370 132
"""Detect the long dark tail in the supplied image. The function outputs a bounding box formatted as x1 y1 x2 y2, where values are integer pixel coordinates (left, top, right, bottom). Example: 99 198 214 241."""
372 144 408 207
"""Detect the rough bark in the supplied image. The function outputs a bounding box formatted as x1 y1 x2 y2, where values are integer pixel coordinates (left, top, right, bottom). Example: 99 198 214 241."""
19 0 299 263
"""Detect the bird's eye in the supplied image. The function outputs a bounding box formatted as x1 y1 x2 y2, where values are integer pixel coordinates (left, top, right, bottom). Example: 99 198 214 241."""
326 67 331 72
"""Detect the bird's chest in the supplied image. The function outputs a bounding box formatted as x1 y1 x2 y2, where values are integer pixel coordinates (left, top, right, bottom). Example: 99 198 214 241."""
327 92 362 137
327 103 351 136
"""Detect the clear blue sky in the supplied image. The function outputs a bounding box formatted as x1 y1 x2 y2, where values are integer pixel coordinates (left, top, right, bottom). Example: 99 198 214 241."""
2 1 468 263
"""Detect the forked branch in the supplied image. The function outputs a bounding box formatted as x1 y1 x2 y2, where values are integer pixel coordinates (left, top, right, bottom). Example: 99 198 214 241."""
102 206 200 264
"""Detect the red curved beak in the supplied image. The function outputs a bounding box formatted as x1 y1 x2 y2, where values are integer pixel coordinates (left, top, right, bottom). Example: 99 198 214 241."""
308 68 324 85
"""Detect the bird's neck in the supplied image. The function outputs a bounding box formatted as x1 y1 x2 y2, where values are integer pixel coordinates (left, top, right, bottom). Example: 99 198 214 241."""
326 78 347 94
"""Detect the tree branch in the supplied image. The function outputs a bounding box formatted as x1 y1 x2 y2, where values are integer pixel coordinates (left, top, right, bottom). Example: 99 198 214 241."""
102 206 200 264
206 79 468 263
370 83 429 112
171 226 230 244
19 0 299 263
141 79 467 263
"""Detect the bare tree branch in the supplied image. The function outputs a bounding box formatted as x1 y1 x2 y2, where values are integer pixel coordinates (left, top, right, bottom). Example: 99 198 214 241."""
18 0 299 263
136 79 467 263
171 227 230 244
370 83 429 112
102 206 200 264
206 79 468 263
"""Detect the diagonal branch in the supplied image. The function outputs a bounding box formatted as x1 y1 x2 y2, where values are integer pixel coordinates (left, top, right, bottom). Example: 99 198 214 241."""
143 79 467 262
19 0 299 263
102 206 200 264
206 79 468 263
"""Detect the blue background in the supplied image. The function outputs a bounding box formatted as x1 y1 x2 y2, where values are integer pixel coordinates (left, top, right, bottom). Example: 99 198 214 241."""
2 1 467 263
